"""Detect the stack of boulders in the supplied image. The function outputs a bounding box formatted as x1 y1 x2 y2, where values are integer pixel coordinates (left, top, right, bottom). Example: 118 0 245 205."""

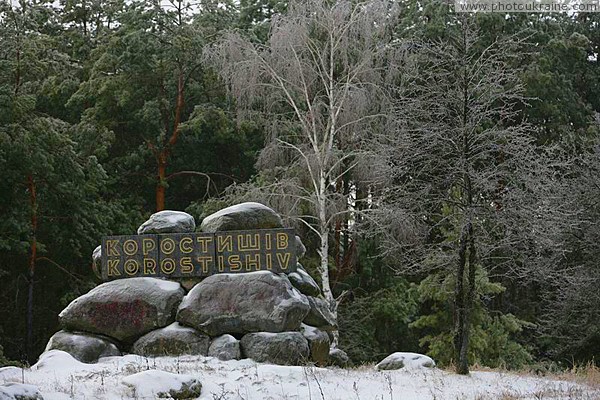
44 202 348 367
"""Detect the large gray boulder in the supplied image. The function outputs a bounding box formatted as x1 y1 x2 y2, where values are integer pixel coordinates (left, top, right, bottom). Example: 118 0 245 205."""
137 210 195 235
199 202 283 232
59 278 184 343
303 296 337 331
300 324 330 366
131 322 210 357
0 383 44 400
208 334 241 361
44 330 120 363
240 332 310 365
177 271 310 336
376 352 435 370
287 265 320 297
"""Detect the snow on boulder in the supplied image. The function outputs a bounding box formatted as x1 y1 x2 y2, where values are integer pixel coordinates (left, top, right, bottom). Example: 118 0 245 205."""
137 210 196 235
32 350 85 371
303 296 337 331
208 334 241 361
300 324 330 366
91 245 102 279
0 383 43 400
132 322 210 357
287 264 321 297
44 330 120 363
177 271 310 336
122 370 202 399
59 278 184 343
199 202 283 232
240 332 310 366
376 352 435 370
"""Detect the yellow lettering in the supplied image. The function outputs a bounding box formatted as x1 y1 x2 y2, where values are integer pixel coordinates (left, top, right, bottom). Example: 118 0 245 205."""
124 259 139 276
106 240 120 257
266 253 272 270
238 234 260 251
160 238 176 255
217 255 225 272
217 235 233 252
180 257 193 274
143 258 156 275
276 233 288 250
197 256 213 274
228 255 242 271
265 233 272 250
123 239 138 256
161 258 176 274
196 236 213 253
107 259 121 276
179 237 193 254
245 254 261 271
142 238 156 255
276 253 291 270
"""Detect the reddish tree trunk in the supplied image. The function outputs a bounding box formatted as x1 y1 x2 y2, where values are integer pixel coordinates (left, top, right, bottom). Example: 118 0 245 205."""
154 72 185 211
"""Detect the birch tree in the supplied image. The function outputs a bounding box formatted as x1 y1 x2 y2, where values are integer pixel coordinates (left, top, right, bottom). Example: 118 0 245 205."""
207 0 399 307
371 18 568 374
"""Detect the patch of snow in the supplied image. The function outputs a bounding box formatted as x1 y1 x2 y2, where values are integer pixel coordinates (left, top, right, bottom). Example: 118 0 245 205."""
376 352 436 370
0 351 595 400
0 382 43 399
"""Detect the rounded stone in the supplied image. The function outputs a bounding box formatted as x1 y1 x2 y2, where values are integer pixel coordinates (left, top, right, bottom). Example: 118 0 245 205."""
176 271 310 336
59 278 184 343
44 330 120 364
137 210 196 235
300 324 330 366
328 348 350 368
199 202 283 233
287 264 321 297
376 352 436 370
240 332 310 365
132 322 210 357
208 335 241 361
303 296 337 331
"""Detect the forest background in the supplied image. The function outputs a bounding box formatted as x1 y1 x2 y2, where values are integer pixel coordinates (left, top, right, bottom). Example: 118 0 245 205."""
1 0 600 375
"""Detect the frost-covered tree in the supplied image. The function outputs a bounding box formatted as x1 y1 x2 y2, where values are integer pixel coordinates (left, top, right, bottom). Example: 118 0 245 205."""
370 17 568 374
207 0 400 309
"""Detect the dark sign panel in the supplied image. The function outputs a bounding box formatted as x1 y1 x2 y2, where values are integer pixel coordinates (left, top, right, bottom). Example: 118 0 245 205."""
101 228 296 280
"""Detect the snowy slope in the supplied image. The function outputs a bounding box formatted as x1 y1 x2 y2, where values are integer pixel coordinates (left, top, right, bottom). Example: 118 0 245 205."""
0 350 597 400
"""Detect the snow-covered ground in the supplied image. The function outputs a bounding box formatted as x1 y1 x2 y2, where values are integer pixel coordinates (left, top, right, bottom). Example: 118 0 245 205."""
0 350 598 400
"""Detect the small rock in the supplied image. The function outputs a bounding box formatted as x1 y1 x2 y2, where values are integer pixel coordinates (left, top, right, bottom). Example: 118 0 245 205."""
122 370 201 399
328 348 350 368
303 296 337 331
0 383 44 400
132 322 210 357
295 236 306 259
137 210 196 235
300 324 330 366
59 278 184 343
240 332 309 365
376 352 435 370
177 271 310 336
199 202 283 232
287 264 321 297
208 335 241 361
44 330 120 363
